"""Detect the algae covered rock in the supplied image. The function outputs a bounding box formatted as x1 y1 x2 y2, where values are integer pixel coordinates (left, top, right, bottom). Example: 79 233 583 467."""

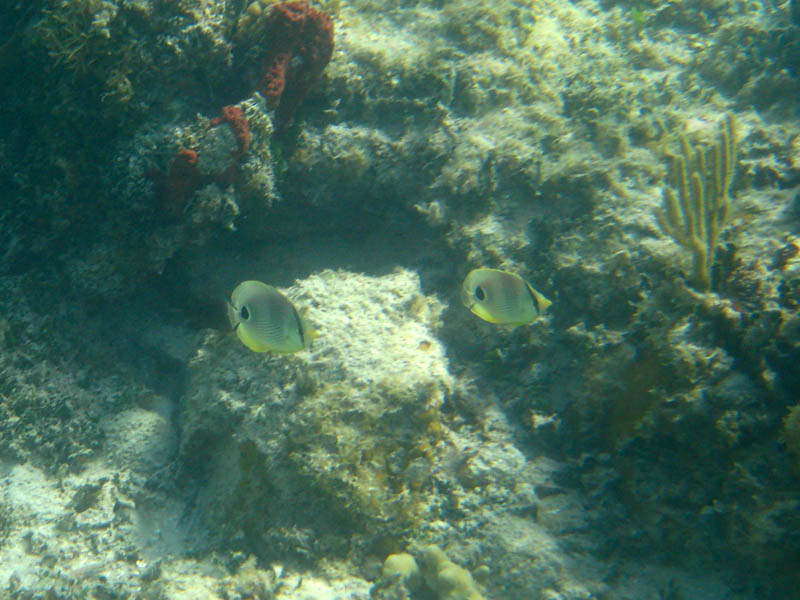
179 268 453 557
101 407 177 474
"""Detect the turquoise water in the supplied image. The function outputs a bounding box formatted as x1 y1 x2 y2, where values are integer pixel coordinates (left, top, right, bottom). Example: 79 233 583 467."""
0 0 798 598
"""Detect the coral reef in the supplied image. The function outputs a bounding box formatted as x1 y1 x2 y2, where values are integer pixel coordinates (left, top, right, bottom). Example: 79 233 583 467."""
2 0 800 598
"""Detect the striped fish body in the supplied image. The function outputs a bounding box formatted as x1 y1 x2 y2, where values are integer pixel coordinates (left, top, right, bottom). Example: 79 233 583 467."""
461 268 551 326
228 280 314 353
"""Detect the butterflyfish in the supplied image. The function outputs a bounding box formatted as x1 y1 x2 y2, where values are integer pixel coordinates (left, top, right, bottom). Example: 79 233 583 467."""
227 280 316 353
461 268 551 326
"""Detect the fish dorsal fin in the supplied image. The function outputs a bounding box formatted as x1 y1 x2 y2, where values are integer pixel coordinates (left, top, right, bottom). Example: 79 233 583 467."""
525 283 552 315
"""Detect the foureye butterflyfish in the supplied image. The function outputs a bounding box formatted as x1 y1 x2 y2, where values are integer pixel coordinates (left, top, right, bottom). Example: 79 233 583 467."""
461 268 551 326
227 280 316 353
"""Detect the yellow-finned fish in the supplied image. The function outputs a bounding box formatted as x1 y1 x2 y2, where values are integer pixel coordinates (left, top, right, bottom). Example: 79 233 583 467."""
461 268 551 326
227 280 316 353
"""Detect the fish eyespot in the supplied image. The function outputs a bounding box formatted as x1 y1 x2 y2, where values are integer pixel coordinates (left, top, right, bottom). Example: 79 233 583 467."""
240 306 250 320
474 286 485 301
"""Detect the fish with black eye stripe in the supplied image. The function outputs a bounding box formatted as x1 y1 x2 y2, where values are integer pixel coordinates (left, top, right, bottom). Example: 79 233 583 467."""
461 268 551 326
227 280 317 353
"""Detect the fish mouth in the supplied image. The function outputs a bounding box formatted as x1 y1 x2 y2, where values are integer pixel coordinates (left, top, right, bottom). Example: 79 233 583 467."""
225 299 240 330
460 286 475 309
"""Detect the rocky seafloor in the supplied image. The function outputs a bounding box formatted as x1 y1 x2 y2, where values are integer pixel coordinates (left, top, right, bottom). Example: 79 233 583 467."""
0 0 799 598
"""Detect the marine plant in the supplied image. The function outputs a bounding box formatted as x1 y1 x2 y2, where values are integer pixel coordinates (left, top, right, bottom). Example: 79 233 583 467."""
656 114 737 291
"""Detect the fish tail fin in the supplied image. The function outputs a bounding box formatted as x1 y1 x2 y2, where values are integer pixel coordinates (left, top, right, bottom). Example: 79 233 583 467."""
530 286 552 315
298 307 319 346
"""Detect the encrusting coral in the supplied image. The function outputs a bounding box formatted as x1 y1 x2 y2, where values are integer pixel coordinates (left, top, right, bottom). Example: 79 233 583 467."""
656 114 737 291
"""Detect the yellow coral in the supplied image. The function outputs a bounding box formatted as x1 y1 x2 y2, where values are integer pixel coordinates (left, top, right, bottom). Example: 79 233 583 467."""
421 545 485 600
656 114 737 291
382 552 422 590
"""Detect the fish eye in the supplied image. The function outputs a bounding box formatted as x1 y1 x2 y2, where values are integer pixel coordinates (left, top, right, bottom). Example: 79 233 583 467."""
240 305 250 320
474 286 485 301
